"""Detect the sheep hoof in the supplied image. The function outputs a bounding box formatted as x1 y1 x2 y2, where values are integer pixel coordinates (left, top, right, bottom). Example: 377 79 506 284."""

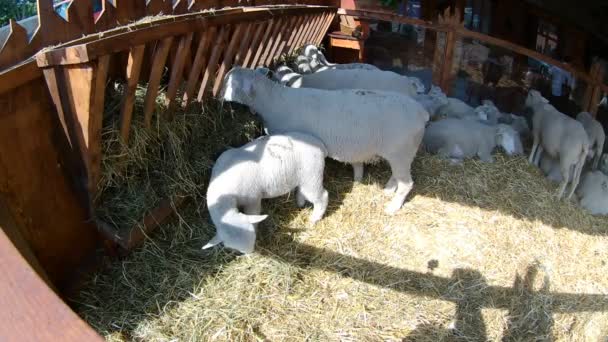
384 201 402 215
296 191 306 208
309 214 322 225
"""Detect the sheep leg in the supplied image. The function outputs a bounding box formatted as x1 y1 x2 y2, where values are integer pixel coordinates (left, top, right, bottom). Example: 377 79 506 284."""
243 200 262 216
593 149 601 170
384 156 414 215
384 176 397 194
352 163 364 182
533 145 544 167
296 188 307 208
556 163 572 199
529 139 539 164
567 152 586 200
299 185 328 224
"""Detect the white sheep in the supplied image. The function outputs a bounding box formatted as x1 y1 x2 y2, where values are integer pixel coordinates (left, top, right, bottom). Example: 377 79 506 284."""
526 90 590 199
412 85 449 118
575 171 608 216
203 132 329 254
270 65 419 97
300 44 380 72
435 97 487 121
576 111 605 170
422 118 523 163
221 67 429 214
539 154 576 183
295 55 313 74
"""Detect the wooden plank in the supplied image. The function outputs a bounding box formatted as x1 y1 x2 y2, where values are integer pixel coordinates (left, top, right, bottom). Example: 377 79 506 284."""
0 20 30 70
0 78 100 291
164 33 194 117
316 12 335 45
198 26 230 100
0 227 103 342
119 45 146 144
440 30 456 94
291 15 313 53
213 24 248 96
285 16 306 53
259 18 285 67
337 8 439 30
143 37 174 127
308 13 326 46
302 14 322 47
266 17 294 66
274 17 298 59
233 23 256 66
87 55 111 194
0 60 42 95
249 19 277 68
242 22 268 68
183 27 217 106
123 196 185 250
288 15 309 54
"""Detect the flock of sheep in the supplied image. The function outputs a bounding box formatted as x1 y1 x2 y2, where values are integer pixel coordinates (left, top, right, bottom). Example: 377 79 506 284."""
202 45 608 254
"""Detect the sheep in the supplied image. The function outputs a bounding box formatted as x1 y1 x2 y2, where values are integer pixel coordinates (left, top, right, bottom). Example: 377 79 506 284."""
270 65 419 97
526 89 590 199
576 111 606 170
295 55 313 74
422 118 523 164
539 154 577 183
600 154 608 175
435 97 487 121
203 132 329 254
575 171 608 216
412 85 449 118
221 67 429 214
300 44 380 72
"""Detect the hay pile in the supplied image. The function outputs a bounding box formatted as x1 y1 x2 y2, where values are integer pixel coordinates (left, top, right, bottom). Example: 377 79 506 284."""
77 126 608 342
94 83 263 233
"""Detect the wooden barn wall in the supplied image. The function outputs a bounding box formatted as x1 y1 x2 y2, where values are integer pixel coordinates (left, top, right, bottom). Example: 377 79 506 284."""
0 78 100 292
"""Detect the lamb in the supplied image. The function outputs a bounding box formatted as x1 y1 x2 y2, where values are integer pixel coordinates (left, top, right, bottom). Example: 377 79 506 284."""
575 171 608 216
300 44 380 72
203 132 329 254
412 85 449 118
526 90 590 199
576 111 605 170
270 65 419 97
221 67 429 214
422 118 523 163
434 97 486 121
539 154 577 183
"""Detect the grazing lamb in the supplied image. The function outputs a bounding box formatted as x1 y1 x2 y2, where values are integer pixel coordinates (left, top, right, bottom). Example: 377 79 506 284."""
422 118 523 163
270 65 419 97
575 171 608 216
203 132 329 254
300 44 380 72
221 67 429 214
526 90 590 199
576 111 606 170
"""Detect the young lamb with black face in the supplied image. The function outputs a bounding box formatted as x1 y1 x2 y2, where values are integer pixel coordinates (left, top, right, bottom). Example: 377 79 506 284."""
221 67 429 214
576 111 606 170
526 90 590 199
422 118 523 164
203 132 329 254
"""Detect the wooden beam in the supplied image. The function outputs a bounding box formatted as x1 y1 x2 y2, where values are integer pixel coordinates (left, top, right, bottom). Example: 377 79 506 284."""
289 15 309 54
265 18 292 66
164 33 194 118
440 30 456 94
213 24 248 96
285 16 306 54
87 55 111 194
198 26 230 100
274 17 298 60
0 60 42 95
292 14 314 53
233 23 256 66
119 45 146 144
143 37 174 127
302 14 322 47
183 27 217 107
309 13 326 46
316 12 335 45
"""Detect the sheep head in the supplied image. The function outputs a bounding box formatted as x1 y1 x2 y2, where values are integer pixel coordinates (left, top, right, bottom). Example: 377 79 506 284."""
222 67 267 103
203 209 268 254
525 89 548 108
495 124 523 156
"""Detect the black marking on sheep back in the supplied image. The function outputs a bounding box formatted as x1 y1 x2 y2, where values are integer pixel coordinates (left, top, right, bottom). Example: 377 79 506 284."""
355 90 376 96
267 137 294 160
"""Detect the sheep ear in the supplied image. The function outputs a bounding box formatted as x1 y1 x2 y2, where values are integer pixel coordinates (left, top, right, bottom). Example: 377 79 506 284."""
246 214 268 224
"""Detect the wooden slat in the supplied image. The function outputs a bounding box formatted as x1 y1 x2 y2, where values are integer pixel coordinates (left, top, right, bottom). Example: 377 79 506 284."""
88 55 111 193
0 20 30 70
143 37 174 127
198 26 230 100
213 24 248 96
0 60 42 95
291 15 313 53
164 33 194 117
249 19 277 68
256 18 284 67
288 15 308 54
233 23 255 66
265 18 290 66
337 8 440 30
315 12 333 45
307 13 325 47
440 30 456 94
274 17 298 59
183 27 217 107
303 14 323 47
242 22 268 68
0 227 104 342
119 45 146 144
285 16 306 53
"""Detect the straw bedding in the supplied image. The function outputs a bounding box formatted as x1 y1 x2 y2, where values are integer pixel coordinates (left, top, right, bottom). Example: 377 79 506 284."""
78 86 608 341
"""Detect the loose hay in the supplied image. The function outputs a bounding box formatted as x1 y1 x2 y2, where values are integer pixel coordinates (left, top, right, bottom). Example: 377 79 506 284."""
80 93 608 341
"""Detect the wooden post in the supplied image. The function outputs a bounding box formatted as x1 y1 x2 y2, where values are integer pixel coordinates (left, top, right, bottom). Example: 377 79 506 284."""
583 60 606 116
437 7 461 94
